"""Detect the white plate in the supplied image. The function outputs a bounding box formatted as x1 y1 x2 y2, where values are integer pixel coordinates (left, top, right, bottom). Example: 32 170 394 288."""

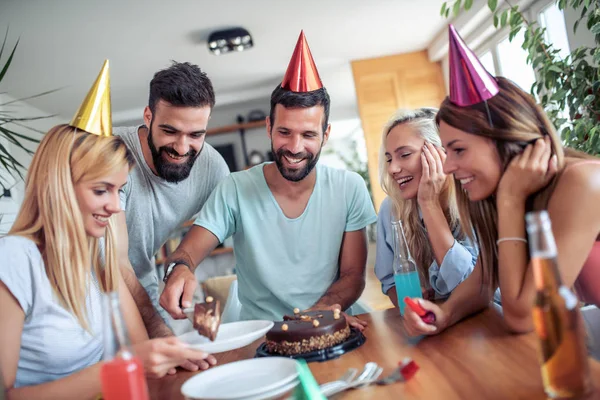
235 379 298 400
178 320 274 354
181 357 298 400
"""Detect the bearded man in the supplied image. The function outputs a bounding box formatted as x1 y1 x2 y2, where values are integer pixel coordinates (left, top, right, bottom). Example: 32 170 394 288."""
114 62 228 362
159 33 376 328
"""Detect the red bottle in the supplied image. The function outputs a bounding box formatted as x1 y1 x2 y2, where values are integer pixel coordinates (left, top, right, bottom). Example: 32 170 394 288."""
101 292 149 400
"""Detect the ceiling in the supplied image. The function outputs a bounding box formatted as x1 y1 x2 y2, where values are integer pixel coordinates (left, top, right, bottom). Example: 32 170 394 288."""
0 0 448 125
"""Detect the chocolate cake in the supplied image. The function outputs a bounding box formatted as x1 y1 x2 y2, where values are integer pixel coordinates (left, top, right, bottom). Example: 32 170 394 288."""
265 310 350 355
193 296 221 341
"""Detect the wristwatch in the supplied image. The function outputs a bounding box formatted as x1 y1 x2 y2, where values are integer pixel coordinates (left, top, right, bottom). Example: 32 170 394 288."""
163 261 189 283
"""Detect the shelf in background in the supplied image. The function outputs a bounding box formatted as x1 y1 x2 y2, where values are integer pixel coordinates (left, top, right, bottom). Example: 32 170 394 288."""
207 119 266 136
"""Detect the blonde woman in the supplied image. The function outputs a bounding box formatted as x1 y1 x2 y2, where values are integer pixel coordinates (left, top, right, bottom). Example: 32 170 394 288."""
0 125 212 400
375 108 477 308
403 77 600 337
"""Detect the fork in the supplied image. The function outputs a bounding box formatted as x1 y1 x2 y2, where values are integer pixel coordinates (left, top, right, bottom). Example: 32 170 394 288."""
353 362 381 388
319 363 375 397
322 363 383 397
318 368 357 394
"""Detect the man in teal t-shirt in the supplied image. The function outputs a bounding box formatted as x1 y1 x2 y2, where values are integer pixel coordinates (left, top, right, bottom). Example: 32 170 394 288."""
159 32 376 325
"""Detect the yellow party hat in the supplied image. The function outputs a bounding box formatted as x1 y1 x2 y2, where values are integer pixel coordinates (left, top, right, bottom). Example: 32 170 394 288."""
70 60 112 137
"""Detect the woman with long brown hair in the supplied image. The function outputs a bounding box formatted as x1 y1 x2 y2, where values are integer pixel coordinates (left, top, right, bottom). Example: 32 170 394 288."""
403 71 600 336
406 77 600 334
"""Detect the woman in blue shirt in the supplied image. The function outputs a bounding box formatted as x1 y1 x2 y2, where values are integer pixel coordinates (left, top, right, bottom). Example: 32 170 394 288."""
375 108 477 307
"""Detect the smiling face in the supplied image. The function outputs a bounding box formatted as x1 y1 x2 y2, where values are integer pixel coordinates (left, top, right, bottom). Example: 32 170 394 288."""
143 99 210 183
74 165 129 238
384 123 426 200
267 104 330 182
439 121 503 201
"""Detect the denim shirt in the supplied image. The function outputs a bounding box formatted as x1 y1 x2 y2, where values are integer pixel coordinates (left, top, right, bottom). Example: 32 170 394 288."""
374 197 478 299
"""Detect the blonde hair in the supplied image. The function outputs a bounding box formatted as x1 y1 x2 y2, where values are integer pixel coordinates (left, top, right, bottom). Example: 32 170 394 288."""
437 77 593 289
379 108 462 282
9 124 135 330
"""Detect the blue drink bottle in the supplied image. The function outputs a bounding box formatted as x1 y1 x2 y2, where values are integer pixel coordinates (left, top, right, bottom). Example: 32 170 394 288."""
391 220 422 315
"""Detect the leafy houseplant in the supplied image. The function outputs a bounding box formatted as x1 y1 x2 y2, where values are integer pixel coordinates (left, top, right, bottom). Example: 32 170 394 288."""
0 29 53 196
441 0 600 156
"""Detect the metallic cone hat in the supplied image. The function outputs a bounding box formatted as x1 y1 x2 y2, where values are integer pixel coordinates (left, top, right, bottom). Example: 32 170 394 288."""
70 59 112 137
281 31 323 92
448 24 499 106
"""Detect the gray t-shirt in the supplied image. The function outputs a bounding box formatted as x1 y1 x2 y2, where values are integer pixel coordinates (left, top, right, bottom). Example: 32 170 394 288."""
114 125 229 316
0 236 104 387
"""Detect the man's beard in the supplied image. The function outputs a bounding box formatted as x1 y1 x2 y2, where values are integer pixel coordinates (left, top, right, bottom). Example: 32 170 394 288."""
147 123 201 183
272 144 322 182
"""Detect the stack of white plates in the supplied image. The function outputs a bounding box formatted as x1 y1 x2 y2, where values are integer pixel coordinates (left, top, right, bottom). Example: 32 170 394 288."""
181 358 299 400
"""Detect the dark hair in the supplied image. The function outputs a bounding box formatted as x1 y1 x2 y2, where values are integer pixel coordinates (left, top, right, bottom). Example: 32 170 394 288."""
269 85 330 133
148 61 215 114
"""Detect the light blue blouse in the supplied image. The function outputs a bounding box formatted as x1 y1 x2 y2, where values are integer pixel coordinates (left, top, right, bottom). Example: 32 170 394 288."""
374 197 478 299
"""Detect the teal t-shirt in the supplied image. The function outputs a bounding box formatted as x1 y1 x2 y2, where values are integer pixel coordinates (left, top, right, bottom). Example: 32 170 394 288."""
194 163 377 321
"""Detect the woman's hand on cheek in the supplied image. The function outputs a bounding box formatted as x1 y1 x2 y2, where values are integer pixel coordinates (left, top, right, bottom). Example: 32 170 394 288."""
497 136 558 203
418 142 448 207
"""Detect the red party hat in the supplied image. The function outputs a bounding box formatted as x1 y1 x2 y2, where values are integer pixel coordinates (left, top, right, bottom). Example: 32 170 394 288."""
281 31 323 92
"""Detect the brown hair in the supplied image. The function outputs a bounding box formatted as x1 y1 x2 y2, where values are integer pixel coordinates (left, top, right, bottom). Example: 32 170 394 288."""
436 77 590 289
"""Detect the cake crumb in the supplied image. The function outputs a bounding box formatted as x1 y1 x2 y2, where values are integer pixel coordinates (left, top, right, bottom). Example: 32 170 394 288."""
313 320 320 327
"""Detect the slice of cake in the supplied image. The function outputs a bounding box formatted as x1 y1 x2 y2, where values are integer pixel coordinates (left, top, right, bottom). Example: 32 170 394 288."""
266 309 350 355
193 296 221 342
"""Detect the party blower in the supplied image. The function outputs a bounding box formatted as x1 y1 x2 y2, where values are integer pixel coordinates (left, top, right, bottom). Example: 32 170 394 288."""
404 297 436 324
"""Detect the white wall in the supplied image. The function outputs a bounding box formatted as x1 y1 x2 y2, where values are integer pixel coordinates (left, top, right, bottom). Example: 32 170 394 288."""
0 94 62 232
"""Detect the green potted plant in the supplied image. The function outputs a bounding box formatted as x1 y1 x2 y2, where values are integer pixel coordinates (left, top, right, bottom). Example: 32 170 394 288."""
441 0 600 156
0 28 55 196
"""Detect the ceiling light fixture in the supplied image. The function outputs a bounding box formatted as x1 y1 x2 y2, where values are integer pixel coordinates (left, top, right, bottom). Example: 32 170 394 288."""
208 27 253 55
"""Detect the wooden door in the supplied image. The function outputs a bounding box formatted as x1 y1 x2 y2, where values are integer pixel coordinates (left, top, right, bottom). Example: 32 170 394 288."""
351 51 446 211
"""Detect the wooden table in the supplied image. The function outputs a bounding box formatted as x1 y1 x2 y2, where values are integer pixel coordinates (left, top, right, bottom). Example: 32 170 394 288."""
149 308 600 399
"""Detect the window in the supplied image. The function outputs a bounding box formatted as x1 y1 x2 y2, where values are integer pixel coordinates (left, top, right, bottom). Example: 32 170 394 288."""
479 51 496 75
539 2 570 59
473 0 571 95
497 30 536 92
